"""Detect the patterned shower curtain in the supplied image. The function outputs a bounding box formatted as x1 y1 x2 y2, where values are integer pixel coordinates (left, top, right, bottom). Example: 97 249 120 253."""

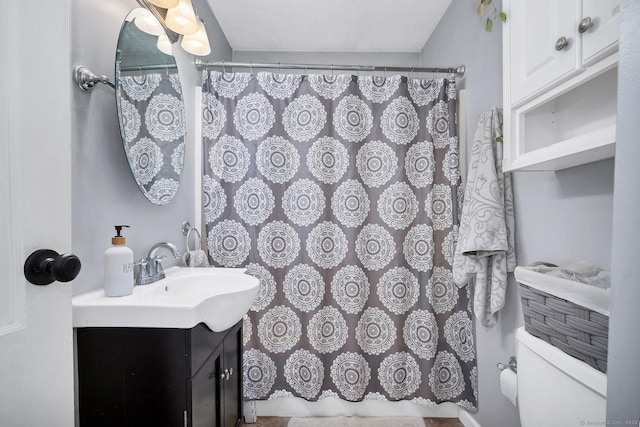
201 70 477 411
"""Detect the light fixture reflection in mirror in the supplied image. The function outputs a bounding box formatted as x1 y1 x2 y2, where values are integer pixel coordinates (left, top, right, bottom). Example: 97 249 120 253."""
157 33 173 56
127 7 165 36
115 9 186 206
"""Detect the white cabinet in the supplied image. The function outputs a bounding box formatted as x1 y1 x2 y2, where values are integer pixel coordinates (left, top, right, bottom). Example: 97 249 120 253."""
582 0 621 65
503 0 619 171
508 1 580 105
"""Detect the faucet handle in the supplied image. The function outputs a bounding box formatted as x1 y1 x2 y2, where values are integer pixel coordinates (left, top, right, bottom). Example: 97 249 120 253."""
134 257 152 285
153 255 167 277
135 257 148 267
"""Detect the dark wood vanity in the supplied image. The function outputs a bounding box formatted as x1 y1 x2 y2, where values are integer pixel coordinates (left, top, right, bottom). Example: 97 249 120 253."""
76 321 242 427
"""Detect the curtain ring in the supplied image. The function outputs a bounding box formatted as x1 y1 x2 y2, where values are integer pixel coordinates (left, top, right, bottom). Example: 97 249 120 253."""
222 61 226 74
410 67 415 81
384 66 387 78
278 62 281 73
250 61 254 74
331 64 334 75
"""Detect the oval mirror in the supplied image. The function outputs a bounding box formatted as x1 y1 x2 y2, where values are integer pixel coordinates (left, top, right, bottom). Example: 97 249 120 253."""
115 8 185 206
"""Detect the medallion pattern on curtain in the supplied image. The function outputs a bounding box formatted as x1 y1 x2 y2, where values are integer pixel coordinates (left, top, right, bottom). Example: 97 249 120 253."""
202 70 477 411
117 73 185 205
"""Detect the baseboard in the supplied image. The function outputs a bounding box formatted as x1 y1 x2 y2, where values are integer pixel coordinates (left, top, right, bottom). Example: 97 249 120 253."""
458 409 482 427
244 401 257 423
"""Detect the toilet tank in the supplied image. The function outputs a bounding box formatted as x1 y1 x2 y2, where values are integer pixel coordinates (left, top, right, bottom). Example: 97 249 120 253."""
516 327 607 427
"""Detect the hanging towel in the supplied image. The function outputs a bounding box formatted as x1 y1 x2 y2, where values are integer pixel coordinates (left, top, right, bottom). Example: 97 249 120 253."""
181 226 209 267
453 107 516 328
181 249 210 267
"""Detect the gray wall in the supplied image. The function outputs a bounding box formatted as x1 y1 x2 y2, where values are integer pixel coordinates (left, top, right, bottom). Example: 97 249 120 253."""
421 1 614 427
607 0 640 424
71 0 231 295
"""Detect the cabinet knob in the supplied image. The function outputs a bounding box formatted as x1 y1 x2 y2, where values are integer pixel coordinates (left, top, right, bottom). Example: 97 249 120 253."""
555 36 569 51
578 16 593 34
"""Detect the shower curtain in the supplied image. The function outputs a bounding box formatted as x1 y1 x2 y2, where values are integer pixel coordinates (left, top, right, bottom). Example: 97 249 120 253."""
202 70 477 411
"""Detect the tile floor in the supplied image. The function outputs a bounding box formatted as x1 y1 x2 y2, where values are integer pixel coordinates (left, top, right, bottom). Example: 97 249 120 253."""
242 417 463 427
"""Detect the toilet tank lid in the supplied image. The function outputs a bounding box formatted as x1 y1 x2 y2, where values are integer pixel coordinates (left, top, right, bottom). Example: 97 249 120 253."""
516 327 607 397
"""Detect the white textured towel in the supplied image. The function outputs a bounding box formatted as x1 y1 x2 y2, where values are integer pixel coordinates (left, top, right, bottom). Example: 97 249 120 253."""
181 249 210 267
453 107 516 328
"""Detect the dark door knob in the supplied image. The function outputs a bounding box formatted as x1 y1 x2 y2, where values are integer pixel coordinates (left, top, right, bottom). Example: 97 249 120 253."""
24 249 82 285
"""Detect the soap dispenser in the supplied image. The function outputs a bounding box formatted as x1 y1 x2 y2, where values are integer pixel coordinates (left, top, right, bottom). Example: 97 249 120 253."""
104 225 134 297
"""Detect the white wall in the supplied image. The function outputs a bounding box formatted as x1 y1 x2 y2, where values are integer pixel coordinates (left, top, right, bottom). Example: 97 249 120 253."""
71 0 231 295
607 0 640 423
420 2 615 427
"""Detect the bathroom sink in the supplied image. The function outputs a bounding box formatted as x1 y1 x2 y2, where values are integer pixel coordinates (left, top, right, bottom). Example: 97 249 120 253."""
72 267 259 332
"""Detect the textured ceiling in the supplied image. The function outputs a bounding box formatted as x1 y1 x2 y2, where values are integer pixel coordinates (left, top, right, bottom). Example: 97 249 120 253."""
207 0 452 53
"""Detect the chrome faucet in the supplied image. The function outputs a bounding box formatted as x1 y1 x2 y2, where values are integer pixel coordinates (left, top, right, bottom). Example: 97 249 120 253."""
135 242 182 286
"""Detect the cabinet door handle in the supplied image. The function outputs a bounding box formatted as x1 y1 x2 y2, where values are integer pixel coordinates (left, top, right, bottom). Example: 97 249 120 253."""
555 36 569 51
220 368 232 380
578 16 593 34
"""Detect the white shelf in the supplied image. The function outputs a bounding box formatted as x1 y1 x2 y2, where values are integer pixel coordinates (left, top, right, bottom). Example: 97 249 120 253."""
506 124 615 171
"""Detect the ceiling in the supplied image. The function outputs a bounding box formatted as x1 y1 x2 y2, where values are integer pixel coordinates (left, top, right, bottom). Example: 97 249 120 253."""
206 0 453 53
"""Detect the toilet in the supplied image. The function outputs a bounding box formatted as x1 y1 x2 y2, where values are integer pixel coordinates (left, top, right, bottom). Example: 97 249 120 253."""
516 327 607 427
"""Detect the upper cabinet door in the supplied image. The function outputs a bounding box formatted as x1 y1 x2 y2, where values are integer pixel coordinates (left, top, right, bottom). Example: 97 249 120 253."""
508 0 580 104
581 0 620 65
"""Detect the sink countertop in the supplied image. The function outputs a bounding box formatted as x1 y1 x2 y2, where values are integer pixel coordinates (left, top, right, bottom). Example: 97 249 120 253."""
72 267 259 332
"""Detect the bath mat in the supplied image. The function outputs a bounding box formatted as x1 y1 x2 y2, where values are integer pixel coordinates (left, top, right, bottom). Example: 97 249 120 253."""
287 417 426 427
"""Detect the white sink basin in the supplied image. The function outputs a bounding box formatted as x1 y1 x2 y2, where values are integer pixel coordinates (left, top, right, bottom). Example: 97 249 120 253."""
73 267 259 332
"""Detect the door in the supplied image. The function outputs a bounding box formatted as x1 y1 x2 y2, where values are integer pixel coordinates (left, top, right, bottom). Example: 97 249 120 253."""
581 0 620 65
0 1 74 426
508 0 580 104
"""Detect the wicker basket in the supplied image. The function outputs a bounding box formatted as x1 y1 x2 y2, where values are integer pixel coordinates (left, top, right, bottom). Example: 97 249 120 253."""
516 267 609 373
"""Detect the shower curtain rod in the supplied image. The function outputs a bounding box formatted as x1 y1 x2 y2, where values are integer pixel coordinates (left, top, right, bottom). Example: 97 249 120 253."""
194 59 466 78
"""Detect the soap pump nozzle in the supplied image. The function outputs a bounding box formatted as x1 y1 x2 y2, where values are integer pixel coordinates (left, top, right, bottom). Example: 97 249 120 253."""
112 225 130 245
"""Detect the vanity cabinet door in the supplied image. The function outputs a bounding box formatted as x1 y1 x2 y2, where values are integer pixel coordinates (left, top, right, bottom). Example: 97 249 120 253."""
190 347 223 427
76 328 189 427
222 324 243 427
188 320 243 427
